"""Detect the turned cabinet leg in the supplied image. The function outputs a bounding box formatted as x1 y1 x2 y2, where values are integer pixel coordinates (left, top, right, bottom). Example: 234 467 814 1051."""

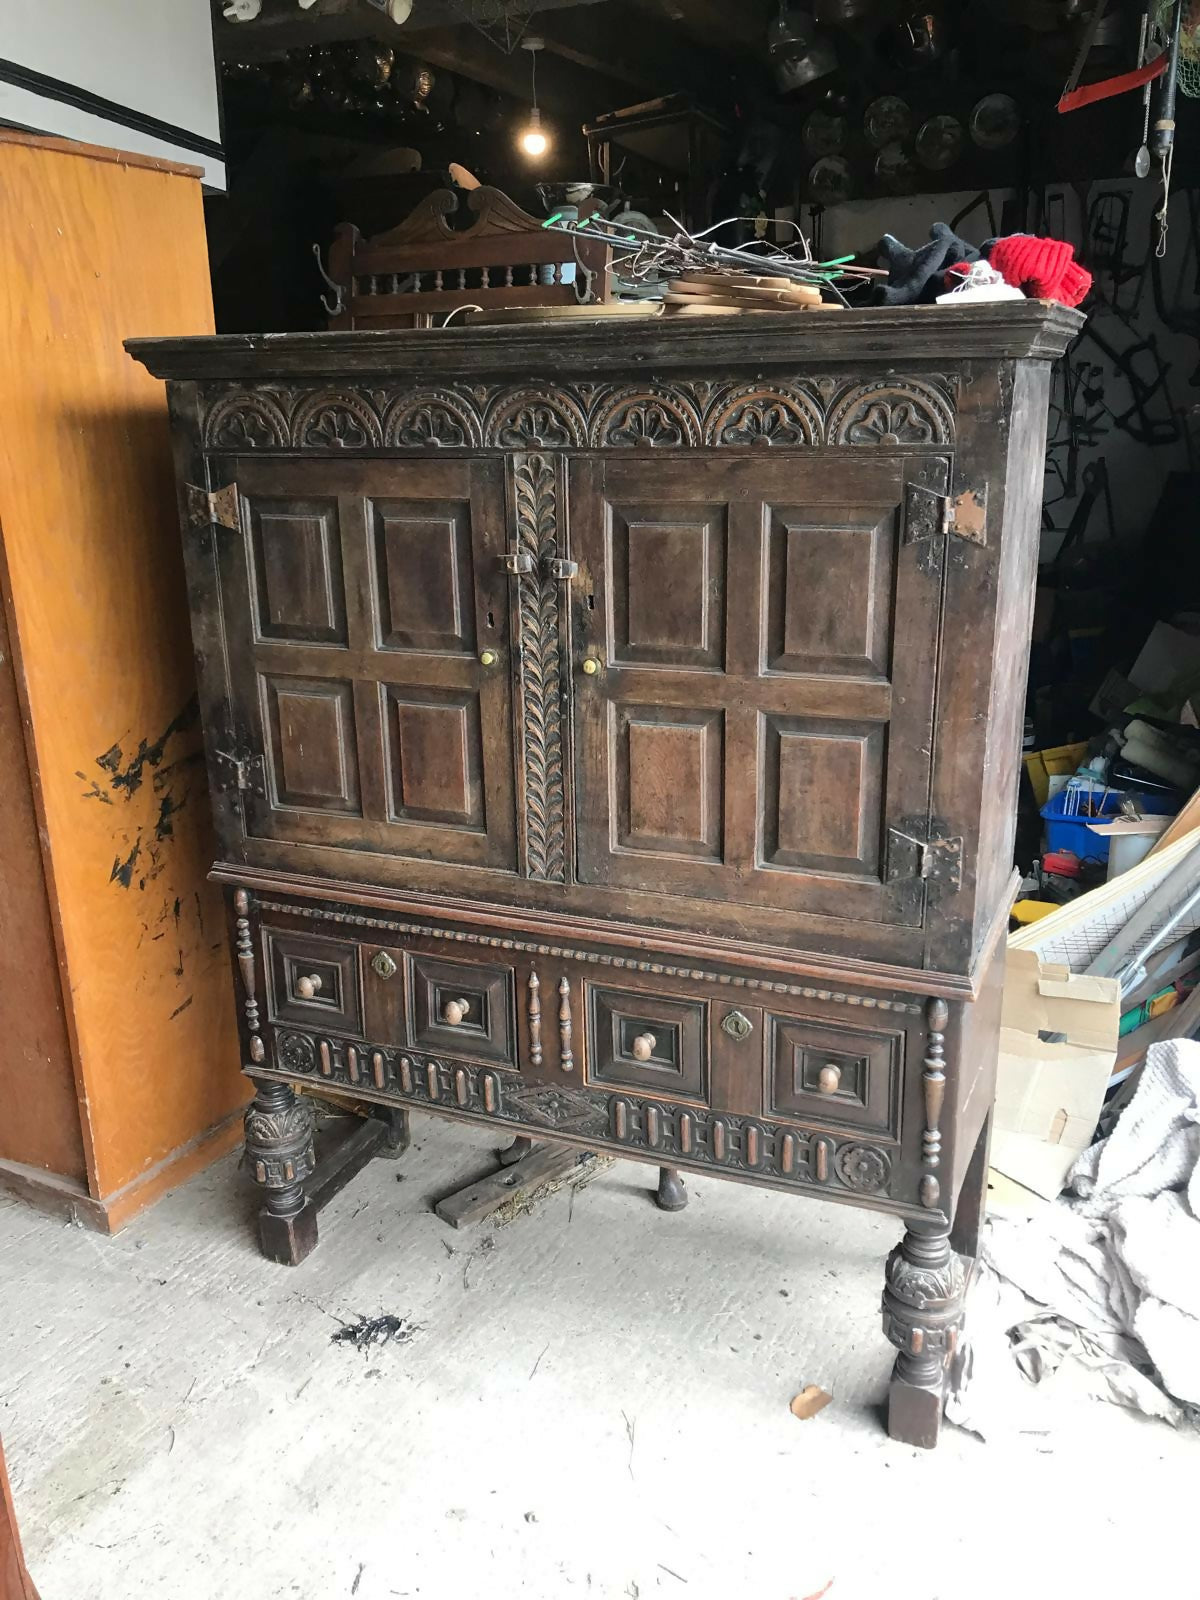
372 1106 411 1159
498 1134 534 1168
949 1110 993 1261
244 1080 318 1266
655 1166 688 1212
881 1223 965 1449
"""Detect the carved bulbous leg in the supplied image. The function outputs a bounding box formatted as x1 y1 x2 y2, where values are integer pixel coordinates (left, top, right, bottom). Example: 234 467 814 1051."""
881 1223 965 1449
244 1081 318 1266
498 1134 534 1168
655 1166 688 1212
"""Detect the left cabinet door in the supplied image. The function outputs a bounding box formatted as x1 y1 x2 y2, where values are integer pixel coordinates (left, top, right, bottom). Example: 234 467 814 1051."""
212 456 518 872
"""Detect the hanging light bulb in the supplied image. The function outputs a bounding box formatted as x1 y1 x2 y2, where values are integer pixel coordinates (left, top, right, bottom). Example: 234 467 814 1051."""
519 107 549 157
517 37 551 159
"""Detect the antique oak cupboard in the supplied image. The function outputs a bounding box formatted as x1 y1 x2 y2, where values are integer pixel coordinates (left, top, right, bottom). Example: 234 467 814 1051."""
129 303 1080 1446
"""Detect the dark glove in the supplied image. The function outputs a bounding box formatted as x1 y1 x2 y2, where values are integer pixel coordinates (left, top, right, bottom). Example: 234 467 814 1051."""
875 222 982 305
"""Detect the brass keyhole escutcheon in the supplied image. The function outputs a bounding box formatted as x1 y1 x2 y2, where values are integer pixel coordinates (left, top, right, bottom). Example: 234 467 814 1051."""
443 997 471 1026
817 1063 842 1095
581 656 601 677
721 1009 753 1041
631 1032 656 1061
295 973 323 1000
371 951 398 981
479 649 497 667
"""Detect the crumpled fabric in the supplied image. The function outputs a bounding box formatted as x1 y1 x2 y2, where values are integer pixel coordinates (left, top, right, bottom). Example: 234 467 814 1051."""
875 222 981 305
947 1040 1200 1439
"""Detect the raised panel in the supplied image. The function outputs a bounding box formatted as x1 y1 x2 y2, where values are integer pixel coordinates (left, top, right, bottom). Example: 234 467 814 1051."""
371 498 476 654
765 504 894 678
615 704 723 860
266 927 363 1036
248 497 346 645
409 954 515 1066
382 685 485 830
609 502 726 669
262 675 361 813
766 1011 902 1140
762 716 884 876
585 984 708 1103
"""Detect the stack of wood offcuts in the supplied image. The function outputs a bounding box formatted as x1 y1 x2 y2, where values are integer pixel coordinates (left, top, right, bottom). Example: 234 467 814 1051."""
662 270 840 316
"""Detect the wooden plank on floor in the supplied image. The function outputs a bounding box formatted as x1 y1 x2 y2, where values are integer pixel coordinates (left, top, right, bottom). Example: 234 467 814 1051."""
435 1143 600 1230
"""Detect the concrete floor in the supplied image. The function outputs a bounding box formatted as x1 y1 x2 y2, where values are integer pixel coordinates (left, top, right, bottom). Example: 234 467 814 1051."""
2 1117 1196 1600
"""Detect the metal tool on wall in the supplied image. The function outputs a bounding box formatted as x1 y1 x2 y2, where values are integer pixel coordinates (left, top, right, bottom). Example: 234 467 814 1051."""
1151 0 1184 254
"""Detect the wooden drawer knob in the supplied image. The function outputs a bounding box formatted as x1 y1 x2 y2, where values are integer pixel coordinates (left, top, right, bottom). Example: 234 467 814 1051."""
581 656 601 677
443 997 471 1026
631 1032 656 1062
295 973 323 1000
817 1063 842 1094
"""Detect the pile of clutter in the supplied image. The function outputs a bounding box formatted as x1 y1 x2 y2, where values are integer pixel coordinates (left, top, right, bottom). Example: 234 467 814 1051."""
875 221 1092 308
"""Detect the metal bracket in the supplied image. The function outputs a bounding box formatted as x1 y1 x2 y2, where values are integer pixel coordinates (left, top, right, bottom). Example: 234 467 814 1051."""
904 482 987 548
214 747 265 797
887 827 964 894
187 482 240 530
500 551 535 575
546 557 578 580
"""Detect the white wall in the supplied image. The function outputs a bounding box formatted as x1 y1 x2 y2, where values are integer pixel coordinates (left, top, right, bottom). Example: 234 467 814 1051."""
0 0 225 188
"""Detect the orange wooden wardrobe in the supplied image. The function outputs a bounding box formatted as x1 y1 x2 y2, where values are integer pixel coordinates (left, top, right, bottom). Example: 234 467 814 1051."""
0 131 246 1230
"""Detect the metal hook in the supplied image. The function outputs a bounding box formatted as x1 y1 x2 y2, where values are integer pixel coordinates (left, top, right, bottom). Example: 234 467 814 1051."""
312 243 346 317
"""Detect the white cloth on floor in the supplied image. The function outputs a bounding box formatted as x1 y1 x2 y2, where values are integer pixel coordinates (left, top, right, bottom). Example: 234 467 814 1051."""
947 1040 1200 1438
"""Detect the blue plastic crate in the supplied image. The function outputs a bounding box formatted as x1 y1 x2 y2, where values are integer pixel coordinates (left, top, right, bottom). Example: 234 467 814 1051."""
1040 788 1177 863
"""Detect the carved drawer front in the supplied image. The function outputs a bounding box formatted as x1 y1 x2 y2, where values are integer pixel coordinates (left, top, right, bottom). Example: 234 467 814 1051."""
408 954 516 1067
266 927 363 1037
765 1009 903 1141
585 984 709 1104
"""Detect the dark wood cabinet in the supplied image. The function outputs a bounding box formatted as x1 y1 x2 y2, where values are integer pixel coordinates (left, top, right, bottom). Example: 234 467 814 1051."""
130 303 1080 1447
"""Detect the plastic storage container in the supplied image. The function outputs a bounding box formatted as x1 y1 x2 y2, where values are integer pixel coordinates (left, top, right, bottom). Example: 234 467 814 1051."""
1040 789 1177 863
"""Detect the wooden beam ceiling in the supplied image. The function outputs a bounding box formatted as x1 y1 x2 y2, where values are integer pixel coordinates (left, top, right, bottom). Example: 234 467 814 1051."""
623 0 774 55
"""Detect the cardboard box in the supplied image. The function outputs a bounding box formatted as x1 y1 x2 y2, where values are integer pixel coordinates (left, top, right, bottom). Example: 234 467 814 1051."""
990 947 1120 1201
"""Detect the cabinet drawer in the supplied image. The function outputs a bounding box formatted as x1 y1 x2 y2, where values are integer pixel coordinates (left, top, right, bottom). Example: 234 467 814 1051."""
266 928 363 1037
585 983 709 1104
408 953 516 1067
765 1009 902 1141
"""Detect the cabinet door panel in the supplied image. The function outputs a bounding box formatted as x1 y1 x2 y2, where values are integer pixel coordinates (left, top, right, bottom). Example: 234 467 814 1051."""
571 454 943 927
216 457 516 872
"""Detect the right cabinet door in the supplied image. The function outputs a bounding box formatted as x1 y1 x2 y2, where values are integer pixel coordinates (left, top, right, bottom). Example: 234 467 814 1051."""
570 453 946 930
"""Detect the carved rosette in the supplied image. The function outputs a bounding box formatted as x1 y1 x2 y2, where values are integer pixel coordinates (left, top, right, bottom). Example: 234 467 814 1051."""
835 1144 892 1193
487 388 587 448
278 1031 317 1073
826 380 954 447
383 390 480 449
291 391 382 450
704 384 822 447
244 1084 316 1191
199 375 956 455
590 387 701 448
881 1228 966 1376
512 453 567 882
204 393 290 451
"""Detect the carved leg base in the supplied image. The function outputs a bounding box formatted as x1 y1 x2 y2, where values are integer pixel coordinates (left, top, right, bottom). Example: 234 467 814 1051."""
882 1224 965 1449
655 1166 688 1212
259 1189 319 1267
244 1081 318 1267
498 1134 534 1168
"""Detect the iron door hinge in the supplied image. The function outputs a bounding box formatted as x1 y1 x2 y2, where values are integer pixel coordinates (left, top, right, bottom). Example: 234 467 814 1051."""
905 483 988 548
214 747 265 798
886 827 964 893
187 482 241 530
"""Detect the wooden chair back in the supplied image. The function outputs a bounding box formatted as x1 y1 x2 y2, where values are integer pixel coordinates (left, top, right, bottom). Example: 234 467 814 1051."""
325 186 611 328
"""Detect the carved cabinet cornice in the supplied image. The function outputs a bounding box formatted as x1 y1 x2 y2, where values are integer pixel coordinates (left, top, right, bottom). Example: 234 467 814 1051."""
130 303 1081 1447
